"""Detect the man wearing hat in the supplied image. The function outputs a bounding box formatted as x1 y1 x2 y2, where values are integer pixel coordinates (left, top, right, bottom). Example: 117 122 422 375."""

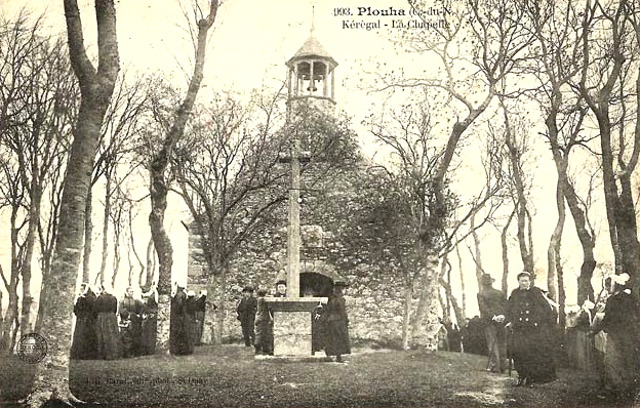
236 286 257 347
477 273 507 373
274 279 287 298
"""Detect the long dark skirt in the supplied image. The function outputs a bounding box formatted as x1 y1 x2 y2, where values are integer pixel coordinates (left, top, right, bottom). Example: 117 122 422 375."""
130 313 142 357
96 313 120 360
603 331 638 398
140 314 157 355
194 311 205 345
255 317 273 355
184 314 195 355
70 317 98 360
325 319 350 356
510 325 556 384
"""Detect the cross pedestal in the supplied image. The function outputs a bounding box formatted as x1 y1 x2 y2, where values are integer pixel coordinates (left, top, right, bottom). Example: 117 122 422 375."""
266 297 327 356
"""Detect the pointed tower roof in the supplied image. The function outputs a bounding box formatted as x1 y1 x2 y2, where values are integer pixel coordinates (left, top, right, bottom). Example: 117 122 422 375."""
286 35 338 69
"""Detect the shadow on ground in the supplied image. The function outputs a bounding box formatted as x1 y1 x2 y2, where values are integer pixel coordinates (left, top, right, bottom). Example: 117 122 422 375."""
0 345 634 408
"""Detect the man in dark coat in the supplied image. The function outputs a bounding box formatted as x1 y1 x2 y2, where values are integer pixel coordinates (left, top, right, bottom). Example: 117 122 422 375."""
478 273 507 372
506 271 557 386
71 283 98 360
95 284 120 360
236 286 257 346
324 281 350 363
118 286 143 357
140 285 158 355
170 283 189 355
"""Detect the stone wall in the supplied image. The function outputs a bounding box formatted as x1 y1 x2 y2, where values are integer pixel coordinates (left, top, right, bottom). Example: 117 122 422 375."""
186 223 428 348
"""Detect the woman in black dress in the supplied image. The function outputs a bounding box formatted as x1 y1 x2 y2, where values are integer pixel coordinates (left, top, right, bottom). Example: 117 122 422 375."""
506 271 557 386
254 288 274 355
140 285 158 355
70 283 98 360
591 273 639 401
95 284 121 360
324 281 351 363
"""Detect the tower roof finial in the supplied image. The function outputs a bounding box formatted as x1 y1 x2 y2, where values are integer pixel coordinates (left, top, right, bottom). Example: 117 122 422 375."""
311 5 315 34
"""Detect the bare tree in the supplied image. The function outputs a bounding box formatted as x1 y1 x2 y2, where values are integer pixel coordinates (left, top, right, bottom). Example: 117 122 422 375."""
84 73 148 285
576 0 640 300
146 0 219 351
524 0 598 306
0 15 77 353
373 0 534 349
27 0 119 404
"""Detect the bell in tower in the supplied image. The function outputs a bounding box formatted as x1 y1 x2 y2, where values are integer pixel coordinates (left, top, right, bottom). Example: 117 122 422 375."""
286 32 338 113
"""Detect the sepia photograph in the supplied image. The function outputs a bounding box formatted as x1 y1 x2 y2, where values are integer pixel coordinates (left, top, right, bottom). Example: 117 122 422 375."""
0 0 639 407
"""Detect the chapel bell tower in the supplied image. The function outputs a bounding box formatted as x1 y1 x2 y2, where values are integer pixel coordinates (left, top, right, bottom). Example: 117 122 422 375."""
286 29 338 113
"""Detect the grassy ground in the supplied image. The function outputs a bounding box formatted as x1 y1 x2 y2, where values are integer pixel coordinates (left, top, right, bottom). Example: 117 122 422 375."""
0 345 633 408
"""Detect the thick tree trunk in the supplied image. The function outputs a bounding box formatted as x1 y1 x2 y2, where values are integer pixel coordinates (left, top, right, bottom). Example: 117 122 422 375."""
409 250 441 350
82 186 93 283
27 0 119 405
149 177 173 350
29 96 113 406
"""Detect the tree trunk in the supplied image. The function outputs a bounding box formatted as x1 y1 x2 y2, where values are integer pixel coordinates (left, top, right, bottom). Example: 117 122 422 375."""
401 282 412 350
149 0 219 351
99 173 112 285
145 238 155 288
27 0 119 405
500 209 515 294
454 243 466 317
504 104 534 276
439 258 450 322
547 178 565 301
409 250 441 350
82 185 93 283
19 190 41 338
470 214 483 287
149 176 173 350
1 206 22 354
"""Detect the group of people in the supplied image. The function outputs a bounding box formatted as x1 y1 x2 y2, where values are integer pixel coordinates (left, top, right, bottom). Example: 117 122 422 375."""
570 272 640 402
477 269 639 402
169 283 209 356
236 279 351 362
477 271 559 386
70 283 158 360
